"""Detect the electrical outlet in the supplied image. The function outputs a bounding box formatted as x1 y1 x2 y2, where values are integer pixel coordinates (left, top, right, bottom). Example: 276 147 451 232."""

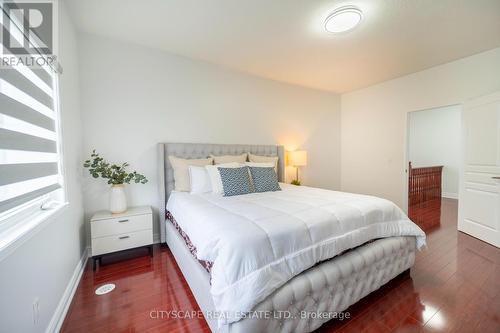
32 298 40 325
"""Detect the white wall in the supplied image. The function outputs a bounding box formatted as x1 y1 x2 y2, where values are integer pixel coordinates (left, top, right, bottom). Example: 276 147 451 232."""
78 34 341 240
341 47 500 209
0 3 85 332
408 105 461 198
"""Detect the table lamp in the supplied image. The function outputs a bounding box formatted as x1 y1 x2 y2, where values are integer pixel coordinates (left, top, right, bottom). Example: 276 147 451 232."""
289 150 307 185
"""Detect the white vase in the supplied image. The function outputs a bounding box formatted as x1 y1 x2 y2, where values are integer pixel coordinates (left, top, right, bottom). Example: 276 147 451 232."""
109 184 127 214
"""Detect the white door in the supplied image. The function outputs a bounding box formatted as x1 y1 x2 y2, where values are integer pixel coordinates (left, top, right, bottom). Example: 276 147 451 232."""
458 91 500 248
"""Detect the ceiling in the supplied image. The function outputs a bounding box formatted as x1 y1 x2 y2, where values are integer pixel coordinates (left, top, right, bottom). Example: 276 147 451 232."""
65 0 500 93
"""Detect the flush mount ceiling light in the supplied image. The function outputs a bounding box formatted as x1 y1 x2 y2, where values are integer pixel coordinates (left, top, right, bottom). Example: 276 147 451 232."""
324 5 363 33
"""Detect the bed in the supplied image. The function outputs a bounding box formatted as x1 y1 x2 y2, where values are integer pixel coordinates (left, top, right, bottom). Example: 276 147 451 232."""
157 143 425 333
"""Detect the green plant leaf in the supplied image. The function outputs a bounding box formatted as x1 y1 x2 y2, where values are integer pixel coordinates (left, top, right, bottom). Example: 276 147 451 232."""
83 150 149 186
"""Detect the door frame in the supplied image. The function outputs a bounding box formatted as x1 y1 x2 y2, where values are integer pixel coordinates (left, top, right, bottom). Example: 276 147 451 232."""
403 103 463 213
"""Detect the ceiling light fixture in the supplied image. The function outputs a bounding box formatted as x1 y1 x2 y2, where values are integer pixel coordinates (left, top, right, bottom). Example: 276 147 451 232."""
324 5 363 33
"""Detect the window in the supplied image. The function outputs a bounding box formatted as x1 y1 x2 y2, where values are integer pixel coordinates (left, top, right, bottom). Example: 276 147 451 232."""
0 1 64 247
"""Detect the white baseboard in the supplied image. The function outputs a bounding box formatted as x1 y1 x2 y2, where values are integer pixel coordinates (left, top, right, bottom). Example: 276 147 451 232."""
442 192 458 199
46 247 89 333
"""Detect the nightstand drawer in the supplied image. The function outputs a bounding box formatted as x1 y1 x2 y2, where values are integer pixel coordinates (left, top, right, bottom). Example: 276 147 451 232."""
91 213 152 238
91 229 153 256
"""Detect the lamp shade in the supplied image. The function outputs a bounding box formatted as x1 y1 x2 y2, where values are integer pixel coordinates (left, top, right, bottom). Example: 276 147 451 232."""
289 150 307 167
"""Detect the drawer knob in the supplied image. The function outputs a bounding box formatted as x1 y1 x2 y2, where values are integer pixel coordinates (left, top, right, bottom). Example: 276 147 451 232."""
118 219 129 223
118 235 130 240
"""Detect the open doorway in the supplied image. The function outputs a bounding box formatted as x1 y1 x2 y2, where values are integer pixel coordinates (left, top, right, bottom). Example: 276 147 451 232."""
406 105 461 231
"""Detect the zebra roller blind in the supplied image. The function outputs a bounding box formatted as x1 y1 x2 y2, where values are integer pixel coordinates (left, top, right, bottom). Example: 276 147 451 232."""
0 4 61 214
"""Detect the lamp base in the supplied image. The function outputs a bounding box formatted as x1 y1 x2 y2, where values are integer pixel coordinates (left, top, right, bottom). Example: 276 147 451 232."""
291 167 301 186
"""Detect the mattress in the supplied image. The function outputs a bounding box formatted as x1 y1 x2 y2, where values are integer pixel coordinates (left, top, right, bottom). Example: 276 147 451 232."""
166 184 425 325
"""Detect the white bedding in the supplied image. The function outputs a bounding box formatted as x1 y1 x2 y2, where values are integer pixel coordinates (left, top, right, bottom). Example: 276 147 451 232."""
166 184 426 325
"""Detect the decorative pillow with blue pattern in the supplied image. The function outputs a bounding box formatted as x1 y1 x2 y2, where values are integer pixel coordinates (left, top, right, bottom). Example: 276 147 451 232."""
249 167 281 193
218 166 254 196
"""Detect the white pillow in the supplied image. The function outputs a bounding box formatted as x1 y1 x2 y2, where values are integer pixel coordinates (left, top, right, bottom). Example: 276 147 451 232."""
205 162 242 194
188 166 212 194
168 156 213 192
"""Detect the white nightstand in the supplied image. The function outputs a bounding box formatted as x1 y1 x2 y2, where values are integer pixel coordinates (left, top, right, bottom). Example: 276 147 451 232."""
90 206 153 270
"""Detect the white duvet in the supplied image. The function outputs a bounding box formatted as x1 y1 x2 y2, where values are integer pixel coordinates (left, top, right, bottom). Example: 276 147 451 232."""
167 184 426 325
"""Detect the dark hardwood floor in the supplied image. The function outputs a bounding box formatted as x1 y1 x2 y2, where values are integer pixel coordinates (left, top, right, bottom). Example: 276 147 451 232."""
61 199 500 332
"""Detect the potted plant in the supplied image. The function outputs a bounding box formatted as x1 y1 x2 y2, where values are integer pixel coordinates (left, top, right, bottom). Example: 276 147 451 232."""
84 150 148 214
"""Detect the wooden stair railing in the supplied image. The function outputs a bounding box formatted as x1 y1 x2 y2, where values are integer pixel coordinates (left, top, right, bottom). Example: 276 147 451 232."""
408 162 444 230
408 162 443 206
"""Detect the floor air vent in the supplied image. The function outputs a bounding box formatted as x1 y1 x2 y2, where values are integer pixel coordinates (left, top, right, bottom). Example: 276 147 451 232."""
95 283 116 295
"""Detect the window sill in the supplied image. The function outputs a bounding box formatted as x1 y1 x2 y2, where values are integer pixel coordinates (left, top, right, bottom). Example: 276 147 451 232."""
0 202 69 263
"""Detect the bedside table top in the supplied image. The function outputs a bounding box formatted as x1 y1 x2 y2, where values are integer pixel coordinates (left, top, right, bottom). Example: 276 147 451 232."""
91 206 152 221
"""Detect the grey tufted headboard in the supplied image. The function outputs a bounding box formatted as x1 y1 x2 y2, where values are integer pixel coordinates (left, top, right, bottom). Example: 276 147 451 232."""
157 143 285 243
